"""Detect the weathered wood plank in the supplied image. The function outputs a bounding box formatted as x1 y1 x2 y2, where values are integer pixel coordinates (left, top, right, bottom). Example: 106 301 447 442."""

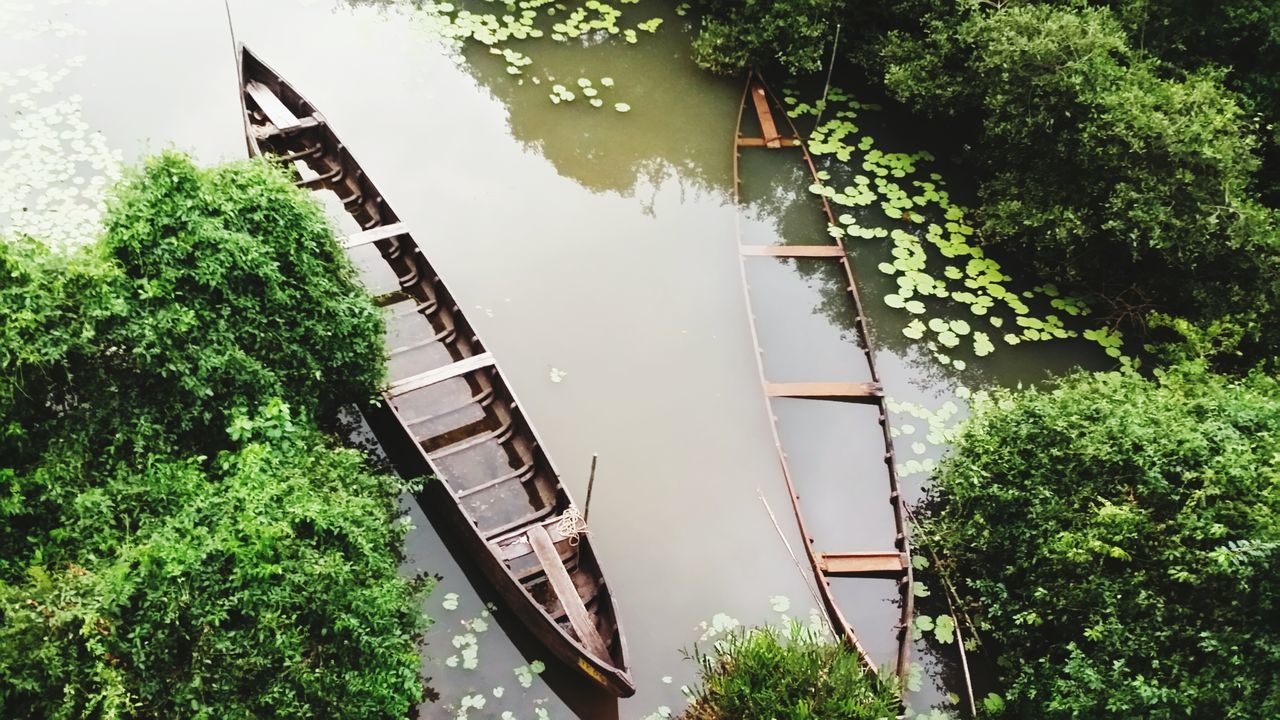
387 352 495 397
736 136 802 148
344 222 408 249
527 524 610 661
818 551 906 578
765 381 883 403
740 244 844 258
246 81 301 130
750 85 782 148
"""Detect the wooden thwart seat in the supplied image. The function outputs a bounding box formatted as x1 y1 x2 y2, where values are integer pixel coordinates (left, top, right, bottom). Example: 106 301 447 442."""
818 551 907 578
527 524 611 661
740 244 844 258
345 222 408 249
246 81 301 129
245 81 320 132
736 136 802 148
387 352 495 397
765 381 883 403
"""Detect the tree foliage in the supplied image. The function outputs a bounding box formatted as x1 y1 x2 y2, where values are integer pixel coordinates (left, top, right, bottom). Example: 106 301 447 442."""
0 152 425 718
926 363 1280 718
691 0 841 74
879 4 1280 349
680 621 900 720
691 0 1280 363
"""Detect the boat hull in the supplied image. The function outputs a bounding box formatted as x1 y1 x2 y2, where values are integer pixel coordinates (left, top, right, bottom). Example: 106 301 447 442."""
238 45 633 698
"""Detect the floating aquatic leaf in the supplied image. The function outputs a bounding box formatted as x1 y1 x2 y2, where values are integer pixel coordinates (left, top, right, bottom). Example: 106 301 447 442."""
442 593 460 611
530 660 546 674
902 319 926 340
769 595 791 612
600 77 614 87
614 102 631 112
913 614 934 640
933 614 956 644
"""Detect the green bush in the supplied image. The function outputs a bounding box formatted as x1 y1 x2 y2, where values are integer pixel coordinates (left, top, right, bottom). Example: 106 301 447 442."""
691 0 842 74
680 622 900 720
926 362 1280 718
0 152 425 718
880 5 1280 339
0 431 427 720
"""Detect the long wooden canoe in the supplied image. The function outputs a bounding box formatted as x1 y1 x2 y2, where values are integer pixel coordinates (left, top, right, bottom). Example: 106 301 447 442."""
237 45 635 698
732 71 915 682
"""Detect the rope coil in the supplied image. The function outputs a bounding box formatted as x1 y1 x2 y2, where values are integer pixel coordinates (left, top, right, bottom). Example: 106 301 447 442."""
555 505 590 546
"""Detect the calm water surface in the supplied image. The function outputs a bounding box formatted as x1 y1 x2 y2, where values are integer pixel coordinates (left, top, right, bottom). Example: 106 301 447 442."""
0 1 1111 717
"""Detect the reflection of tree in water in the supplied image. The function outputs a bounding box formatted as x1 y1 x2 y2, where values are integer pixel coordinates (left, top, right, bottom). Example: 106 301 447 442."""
349 0 739 199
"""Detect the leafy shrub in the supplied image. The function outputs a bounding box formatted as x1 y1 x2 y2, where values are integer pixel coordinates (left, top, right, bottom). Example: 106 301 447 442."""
691 0 842 74
926 362 1280 718
2 151 384 468
880 5 1280 340
0 431 427 720
0 152 424 718
680 621 900 720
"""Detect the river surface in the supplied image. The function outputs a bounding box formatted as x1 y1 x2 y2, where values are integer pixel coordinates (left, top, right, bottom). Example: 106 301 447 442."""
0 1 1111 718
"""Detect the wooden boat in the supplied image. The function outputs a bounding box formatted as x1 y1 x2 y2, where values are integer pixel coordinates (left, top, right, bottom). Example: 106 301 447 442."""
731 72 915 681
237 45 635 698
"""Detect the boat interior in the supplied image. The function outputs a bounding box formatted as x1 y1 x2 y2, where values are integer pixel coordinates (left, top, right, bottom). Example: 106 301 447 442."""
239 50 624 671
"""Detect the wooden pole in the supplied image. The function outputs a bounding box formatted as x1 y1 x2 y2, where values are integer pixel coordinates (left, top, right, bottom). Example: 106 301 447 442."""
757 490 832 638
583 453 599 522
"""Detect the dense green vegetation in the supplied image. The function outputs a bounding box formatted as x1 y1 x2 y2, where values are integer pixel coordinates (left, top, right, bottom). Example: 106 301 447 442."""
680 621 901 720
0 152 426 718
692 0 1280 364
925 360 1280 718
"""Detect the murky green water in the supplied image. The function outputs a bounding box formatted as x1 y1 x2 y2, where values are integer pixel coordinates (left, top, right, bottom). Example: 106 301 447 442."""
1 1 1115 717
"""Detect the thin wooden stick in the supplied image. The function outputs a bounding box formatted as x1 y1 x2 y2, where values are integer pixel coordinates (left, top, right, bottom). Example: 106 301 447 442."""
903 505 979 716
813 22 842 128
757 490 830 636
583 453 599 522
223 0 249 143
